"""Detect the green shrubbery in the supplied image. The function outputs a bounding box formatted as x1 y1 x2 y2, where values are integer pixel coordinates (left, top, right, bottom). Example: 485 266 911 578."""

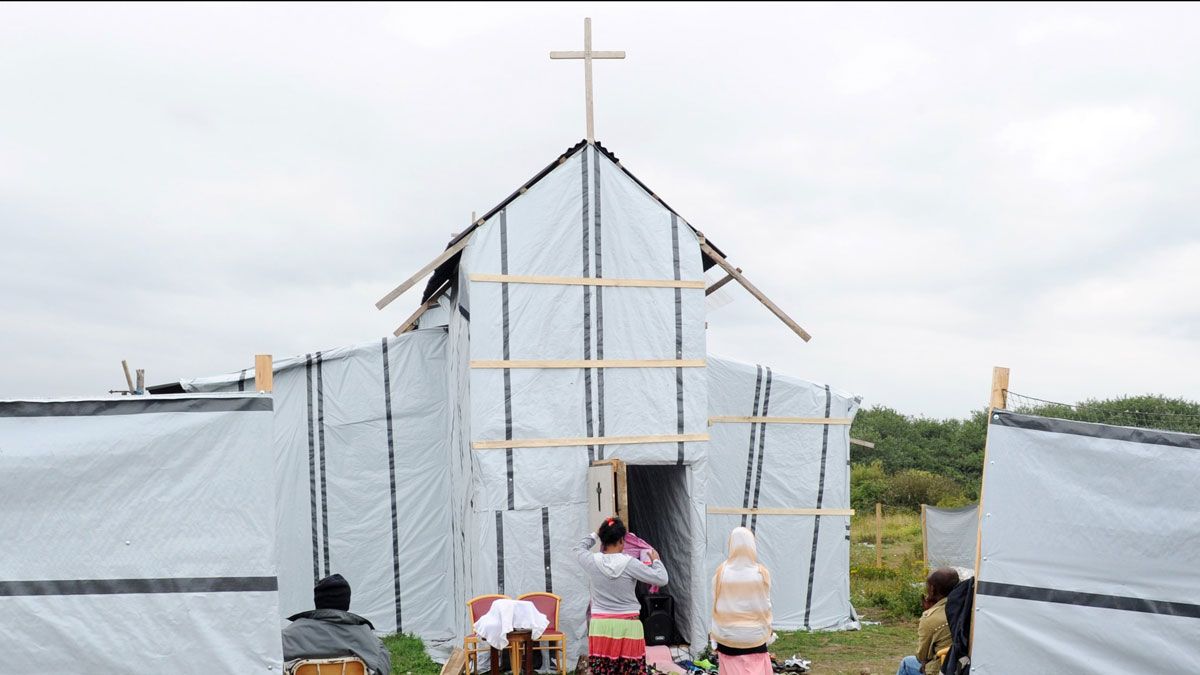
851 460 971 511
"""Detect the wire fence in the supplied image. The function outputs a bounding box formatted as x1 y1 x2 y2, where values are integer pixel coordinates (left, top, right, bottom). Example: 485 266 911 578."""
1005 390 1200 435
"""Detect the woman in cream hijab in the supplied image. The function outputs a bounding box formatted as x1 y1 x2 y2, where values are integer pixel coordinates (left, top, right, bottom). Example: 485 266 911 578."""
710 527 774 675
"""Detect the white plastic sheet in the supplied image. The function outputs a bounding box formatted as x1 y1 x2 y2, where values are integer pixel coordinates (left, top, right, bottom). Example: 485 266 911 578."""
921 504 978 571
0 395 281 673
972 411 1200 673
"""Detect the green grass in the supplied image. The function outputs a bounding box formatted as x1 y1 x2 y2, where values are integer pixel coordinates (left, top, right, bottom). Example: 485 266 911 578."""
382 510 927 675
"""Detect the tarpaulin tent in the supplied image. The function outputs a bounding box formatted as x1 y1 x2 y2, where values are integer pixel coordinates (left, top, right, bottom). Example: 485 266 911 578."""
0 394 281 673
972 410 1200 672
920 504 979 572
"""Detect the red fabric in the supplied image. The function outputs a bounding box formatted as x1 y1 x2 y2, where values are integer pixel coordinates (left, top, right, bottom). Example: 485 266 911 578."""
588 635 647 660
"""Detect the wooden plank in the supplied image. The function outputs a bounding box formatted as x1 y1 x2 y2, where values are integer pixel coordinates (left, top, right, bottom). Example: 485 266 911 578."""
850 437 876 448
921 504 929 566
121 360 134 394
470 274 705 289
699 241 812 342
549 50 626 59
440 648 466 675
471 359 705 369
706 507 856 516
708 416 852 425
704 269 740 296
875 502 883 568
375 236 471 310
393 280 450 336
990 366 1010 409
473 433 708 451
135 369 144 395
254 354 273 393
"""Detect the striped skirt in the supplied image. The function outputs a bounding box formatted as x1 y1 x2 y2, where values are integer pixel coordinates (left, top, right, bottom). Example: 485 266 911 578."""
588 613 648 675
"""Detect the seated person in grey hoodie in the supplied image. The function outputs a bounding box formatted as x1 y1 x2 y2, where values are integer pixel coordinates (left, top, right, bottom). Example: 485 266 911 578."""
573 517 669 672
282 574 392 675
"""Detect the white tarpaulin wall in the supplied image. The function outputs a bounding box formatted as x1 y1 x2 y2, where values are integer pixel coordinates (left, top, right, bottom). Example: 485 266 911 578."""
447 142 710 663
921 504 978 571
181 331 457 654
705 356 860 632
973 411 1200 673
0 395 282 673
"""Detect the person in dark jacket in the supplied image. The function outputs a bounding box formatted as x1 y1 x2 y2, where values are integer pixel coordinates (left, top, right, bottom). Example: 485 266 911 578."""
282 574 392 675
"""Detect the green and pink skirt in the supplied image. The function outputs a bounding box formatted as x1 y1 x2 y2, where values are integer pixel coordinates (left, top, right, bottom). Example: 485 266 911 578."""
588 613 648 675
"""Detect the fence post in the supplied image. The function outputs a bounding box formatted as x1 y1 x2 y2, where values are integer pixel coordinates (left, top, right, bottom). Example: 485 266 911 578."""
875 502 883 568
990 366 1010 410
254 354 273 393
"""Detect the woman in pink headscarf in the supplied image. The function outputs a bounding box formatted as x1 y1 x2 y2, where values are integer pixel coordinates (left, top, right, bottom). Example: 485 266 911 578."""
710 527 774 675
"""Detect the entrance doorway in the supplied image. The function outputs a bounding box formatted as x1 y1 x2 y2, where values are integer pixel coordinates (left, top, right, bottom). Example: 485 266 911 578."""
626 464 693 641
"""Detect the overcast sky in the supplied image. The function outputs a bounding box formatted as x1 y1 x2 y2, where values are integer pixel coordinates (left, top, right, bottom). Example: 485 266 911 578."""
1 2 1196 417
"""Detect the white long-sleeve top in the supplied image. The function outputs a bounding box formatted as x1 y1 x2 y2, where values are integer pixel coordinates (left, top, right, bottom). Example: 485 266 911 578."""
573 533 669 615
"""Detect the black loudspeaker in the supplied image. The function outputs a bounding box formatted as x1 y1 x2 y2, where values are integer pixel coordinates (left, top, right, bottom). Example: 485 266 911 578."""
642 593 676 646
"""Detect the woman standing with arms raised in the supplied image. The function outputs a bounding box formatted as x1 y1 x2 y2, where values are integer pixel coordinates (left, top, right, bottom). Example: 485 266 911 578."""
710 527 774 675
573 517 669 675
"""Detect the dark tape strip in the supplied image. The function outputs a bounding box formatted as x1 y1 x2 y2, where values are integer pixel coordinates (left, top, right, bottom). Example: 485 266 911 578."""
381 338 403 632
977 581 1200 619
671 213 685 465
749 369 774 532
495 511 506 594
740 365 765 528
0 576 278 597
316 351 330 577
541 506 553 593
458 304 470 321
501 210 515 511
581 149 595 462
237 369 247 392
305 354 320 584
594 147 606 459
802 384 833 629
991 410 1200 450
0 396 272 418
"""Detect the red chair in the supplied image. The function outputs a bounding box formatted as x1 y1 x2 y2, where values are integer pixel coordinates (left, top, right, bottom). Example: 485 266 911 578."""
465 594 510 674
517 592 567 675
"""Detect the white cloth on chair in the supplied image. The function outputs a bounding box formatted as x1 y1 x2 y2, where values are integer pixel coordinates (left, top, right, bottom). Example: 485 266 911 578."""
472 599 549 649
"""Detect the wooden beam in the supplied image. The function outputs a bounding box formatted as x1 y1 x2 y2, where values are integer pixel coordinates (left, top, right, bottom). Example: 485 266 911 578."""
709 416 852 425
375 236 471 310
471 359 705 369
254 354 273 393
121 360 134 394
393 281 450 336
921 504 929 565
440 648 466 675
549 50 626 59
706 507 855 516
470 274 705 289
704 269 740 296
698 241 812 342
850 437 876 449
875 502 883 568
990 366 1010 409
473 433 708 451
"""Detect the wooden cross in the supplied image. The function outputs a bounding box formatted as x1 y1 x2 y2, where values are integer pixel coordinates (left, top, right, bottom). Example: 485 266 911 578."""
550 17 626 143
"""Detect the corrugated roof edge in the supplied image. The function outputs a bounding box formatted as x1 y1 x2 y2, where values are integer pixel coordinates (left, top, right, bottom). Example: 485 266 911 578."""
419 139 725 302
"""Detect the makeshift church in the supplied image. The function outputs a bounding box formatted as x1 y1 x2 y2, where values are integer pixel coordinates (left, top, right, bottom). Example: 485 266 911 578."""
160 138 863 663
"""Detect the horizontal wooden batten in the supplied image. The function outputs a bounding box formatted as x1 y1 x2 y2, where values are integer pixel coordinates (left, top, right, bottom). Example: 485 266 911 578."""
472 433 709 451
472 359 705 369
707 507 856 517
708 416 853 425
470 274 705 289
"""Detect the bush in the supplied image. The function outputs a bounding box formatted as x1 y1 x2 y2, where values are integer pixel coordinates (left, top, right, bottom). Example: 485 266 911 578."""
850 461 888 510
884 469 965 510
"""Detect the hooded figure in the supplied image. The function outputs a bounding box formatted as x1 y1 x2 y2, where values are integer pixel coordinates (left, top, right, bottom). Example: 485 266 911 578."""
281 574 392 675
710 528 774 675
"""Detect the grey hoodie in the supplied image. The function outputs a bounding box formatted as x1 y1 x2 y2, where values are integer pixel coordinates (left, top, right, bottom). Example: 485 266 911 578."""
282 609 391 675
574 533 669 615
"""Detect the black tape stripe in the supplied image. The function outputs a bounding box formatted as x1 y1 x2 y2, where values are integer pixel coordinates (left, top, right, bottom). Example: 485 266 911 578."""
991 410 1200 449
458 304 470 321
749 369 774 532
495 511 505 594
977 581 1200 619
581 149 595 462
305 354 320 584
237 369 247 392
740 366 765 528
381 338 403 632
316 351 330 577
594 147 606 459
541 506 553 593
671 213 685 465
0 576 278 597
802 384 833 629
501 210 516 511
0 397 272 418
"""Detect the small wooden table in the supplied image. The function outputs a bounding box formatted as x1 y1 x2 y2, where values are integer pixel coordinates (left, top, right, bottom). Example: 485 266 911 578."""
489 630 534 675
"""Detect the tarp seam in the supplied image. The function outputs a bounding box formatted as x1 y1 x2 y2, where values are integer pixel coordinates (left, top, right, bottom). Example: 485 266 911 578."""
382 337 403 632
740 365 765 528
305 354 320 584
749 369 774 531
802 384 833 629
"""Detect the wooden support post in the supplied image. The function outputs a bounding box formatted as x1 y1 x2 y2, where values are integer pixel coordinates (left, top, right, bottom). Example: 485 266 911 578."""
704 268 741 296
699 241 812 342
121 360 134 394
393 280 451 336
875 502 883 568
254 354 273 393
920 503 929 566
375 236 472 310
990 366 1010 410
135 369 144 395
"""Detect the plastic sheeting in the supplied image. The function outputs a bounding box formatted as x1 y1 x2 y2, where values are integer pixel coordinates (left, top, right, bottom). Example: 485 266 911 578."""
972 411 1200 673
180 331 457 655
921 504 978 571
0 395 282 673
705 356 861 632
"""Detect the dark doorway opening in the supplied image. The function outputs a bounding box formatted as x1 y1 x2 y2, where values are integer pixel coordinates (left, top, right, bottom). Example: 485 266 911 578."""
626 464 693 642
